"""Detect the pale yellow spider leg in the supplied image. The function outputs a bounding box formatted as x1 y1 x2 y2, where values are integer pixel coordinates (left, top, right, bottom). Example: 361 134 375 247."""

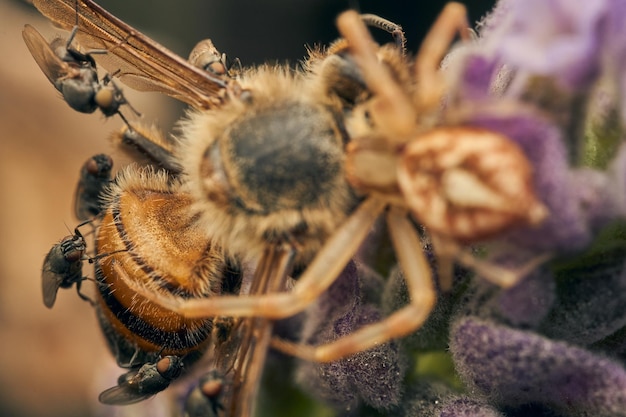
429 235 552 289
453 243 552 288
115 197 386 319
272 207 436 363
336 10 416 142
414 2 470 109
428 234 456 292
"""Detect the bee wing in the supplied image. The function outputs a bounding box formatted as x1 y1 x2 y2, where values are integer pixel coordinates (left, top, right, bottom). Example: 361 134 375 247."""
22 24 73 88
41 268 63 308
31 0 229 109
216 246 294 417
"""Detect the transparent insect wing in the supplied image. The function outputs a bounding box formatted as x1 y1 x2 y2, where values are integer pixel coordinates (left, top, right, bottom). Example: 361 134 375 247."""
98 372 154 405
31 0 229 109
22 24 75 87
41 247 67 308
22 24 102 113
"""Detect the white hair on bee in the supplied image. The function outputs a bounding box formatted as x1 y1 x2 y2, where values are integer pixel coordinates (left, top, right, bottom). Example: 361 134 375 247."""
103 164 176 200
175 65 356 263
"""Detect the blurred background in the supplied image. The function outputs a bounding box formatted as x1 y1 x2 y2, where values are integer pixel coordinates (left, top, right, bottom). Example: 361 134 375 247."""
0 0 495 416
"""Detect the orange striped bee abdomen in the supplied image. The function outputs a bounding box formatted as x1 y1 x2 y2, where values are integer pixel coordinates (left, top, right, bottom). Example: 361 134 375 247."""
94 167 237 368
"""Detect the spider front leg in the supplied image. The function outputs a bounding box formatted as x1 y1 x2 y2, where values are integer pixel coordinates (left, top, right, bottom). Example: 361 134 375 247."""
114 197 386 320
336 11 415 142
414 2 470 110
271 206 436 363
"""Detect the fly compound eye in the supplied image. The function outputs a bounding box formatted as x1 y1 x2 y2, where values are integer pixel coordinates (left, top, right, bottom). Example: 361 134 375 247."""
156 356 184 379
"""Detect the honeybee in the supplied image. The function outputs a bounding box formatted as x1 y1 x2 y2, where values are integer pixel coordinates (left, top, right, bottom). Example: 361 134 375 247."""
31 0 548 415
71 1 546 362
91 164 294 415
92 167 223 387
74 153 113 220
41 221 93 308
22 24 138 126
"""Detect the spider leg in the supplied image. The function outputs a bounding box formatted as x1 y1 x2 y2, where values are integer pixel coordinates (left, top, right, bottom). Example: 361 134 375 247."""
336 11 415 142
414 2 470 110
115 197 386 319
271 207 436 362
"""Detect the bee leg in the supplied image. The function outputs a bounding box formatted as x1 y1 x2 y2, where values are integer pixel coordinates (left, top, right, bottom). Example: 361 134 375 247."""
113 197 386 319
271 207 436 363
115 126 183 174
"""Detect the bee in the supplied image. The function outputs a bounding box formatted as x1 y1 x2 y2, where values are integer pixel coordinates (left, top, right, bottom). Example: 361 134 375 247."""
31 0 548 414
99 355 184 405
74 153 113 220
69 0 545 362
22 24 137 126
92 167 225 384
41 222 93 308
93 163 292 415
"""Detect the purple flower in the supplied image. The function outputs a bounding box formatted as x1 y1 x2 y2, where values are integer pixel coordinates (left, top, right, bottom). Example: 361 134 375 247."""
541 248 626 346
442 0 626 256
294 261 407 411
397 380 505 417
494 266 556 328
472 112 600 252
439 397 505 417
450 317 626 416
479 0 609 90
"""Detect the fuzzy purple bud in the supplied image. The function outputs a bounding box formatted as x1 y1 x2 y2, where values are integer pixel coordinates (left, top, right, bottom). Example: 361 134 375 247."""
451 317 626 416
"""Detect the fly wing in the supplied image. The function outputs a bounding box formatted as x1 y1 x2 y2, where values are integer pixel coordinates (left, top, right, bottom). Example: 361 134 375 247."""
22 24 73 88
98 368 155 405
98 384 154 405
31 0 229 109
41 267 63 308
